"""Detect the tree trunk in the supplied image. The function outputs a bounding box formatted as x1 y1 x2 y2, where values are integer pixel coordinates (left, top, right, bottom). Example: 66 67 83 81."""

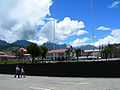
77 56 78 60
106 55 108 61
32 57 35 63
42 57 43 63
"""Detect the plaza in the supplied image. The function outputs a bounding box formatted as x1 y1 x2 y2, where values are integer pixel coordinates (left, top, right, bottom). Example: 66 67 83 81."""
0 74 120 90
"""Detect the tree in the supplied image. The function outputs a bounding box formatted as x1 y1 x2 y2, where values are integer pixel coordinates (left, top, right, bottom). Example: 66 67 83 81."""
101 48 112 60
39 46 48 63
15 52 24 61
75 49 82 60
65 49 73 60
27 43 40 63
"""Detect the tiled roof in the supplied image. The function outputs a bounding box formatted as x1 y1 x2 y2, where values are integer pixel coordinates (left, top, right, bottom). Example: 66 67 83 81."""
19 48 27 52
48 49 67 53
0 52 16 58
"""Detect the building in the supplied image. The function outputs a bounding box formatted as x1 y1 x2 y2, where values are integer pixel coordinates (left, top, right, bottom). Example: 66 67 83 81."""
81 49 99 59
83 49 99 57
0 52 17 60
46 49 67 60
107 44 120 58
0 47 30 61
46 48 76 60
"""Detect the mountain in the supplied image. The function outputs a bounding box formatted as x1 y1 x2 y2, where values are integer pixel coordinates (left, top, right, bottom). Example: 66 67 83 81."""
12 40 31 47
0 39 31 48
0 40 9 46
43 42 67 50
0 44 21 52
0 39 97 51
0 39 32 51
79 45 98 50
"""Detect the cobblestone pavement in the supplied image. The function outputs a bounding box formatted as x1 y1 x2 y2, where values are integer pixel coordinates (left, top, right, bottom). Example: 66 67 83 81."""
0 74 120 90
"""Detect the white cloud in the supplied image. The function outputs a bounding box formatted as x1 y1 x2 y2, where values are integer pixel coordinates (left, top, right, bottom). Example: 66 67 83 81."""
9 0 52 25
75 30 88 36
36 17 86 45
94 29 120 46
28 37 48 45
38 19 54 43
0 0 53 42
70 37 89 47
56 17 85 41
0 0 87 45
97 26 111 31
1 22 35 43
109 1 120 9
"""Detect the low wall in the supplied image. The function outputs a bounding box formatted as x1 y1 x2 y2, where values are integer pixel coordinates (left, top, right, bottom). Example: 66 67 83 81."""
0 60 120 77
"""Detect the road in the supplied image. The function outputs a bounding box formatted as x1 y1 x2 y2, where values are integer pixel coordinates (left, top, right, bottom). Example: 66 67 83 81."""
0 74 120 90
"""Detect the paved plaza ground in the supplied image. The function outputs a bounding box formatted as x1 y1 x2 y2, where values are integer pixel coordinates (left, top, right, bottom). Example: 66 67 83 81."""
0 74 120 90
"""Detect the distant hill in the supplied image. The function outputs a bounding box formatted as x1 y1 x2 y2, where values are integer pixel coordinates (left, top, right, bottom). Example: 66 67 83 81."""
0 39 98 51
79 45 98 50
0 39 31 47
0 44 21 52
0 40 9 46
43 42 67 50
0 39 32 51
12 40 32 47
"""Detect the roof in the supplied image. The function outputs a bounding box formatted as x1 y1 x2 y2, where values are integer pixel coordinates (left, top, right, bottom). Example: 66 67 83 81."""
7 56 16 58
19 48 27 52
0 52 17 58
0 55 8 57
0 52 7 55
84 49 99 52
48 49 67 53
24 54 31 56
0 55 16 58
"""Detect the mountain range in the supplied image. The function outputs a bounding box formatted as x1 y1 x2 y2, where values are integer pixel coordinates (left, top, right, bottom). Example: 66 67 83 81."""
0 40 31 47
79 45 98 50
0 40 9 46
43 42 67 50
0 40 98 50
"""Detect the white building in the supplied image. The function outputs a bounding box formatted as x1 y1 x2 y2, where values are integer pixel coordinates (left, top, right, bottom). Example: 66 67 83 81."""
83 49 100 59
46 48 76 60
46 49 67 60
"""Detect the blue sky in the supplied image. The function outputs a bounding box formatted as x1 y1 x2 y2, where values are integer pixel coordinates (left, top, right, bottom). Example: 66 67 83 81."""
50 0 120 46
0 0 120 47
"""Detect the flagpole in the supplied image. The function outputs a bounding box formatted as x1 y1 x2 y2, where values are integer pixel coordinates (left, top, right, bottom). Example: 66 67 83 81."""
91 0 95 56
53 0 56 61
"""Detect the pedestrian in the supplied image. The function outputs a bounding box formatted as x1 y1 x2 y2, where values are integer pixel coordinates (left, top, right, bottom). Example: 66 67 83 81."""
14 65 20 78
21 66 25 78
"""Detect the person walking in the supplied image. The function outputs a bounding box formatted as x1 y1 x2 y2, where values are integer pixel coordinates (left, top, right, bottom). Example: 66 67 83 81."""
21 66 25 78
14 65 20 78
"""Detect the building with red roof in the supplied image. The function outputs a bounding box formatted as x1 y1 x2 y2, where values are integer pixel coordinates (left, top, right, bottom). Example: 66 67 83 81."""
46 48 76 60
46 49 67 60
